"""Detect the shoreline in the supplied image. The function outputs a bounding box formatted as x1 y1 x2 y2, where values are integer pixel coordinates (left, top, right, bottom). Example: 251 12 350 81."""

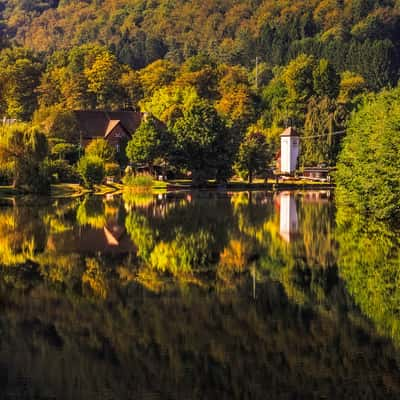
0 180 335 199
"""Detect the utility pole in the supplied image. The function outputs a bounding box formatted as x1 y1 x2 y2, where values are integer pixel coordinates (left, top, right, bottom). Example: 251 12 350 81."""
252 264 256 300
255 56 259 91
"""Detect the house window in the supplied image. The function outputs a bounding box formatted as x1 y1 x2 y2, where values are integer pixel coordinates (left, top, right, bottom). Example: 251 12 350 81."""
116 144 120 153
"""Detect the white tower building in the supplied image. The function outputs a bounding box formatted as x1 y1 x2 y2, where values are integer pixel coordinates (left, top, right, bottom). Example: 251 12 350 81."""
280 127 300 174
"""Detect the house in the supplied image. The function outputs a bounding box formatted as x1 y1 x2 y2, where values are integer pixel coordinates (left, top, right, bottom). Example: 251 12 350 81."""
73 110 144 150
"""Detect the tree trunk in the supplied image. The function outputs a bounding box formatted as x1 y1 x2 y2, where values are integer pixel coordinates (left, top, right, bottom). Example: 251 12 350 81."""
248 170 253 184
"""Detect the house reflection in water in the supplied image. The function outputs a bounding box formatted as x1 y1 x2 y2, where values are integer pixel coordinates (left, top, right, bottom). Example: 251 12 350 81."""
47 199 136 256
278 191 299 243
47 223 135 255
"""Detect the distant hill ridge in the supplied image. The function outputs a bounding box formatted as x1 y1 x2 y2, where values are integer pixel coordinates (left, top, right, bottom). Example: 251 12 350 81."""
0 0 399 80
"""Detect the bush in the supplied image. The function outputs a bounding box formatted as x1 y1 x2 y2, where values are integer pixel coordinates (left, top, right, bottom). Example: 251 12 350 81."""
85 139 116 163
77 156 105 188
46 159 80 183
51 142 80 163
0 124 50 194
122 173 153 191
105 162 121 179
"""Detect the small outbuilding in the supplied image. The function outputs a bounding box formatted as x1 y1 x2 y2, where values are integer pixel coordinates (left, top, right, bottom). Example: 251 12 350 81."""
301 167 331 182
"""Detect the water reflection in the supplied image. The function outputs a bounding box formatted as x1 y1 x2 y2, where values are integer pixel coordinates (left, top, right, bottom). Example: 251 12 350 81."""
0 191 399 399
278 191 299 243
48 196 135 254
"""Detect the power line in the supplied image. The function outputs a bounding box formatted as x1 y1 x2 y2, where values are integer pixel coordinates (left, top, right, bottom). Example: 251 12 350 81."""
299 130 346 140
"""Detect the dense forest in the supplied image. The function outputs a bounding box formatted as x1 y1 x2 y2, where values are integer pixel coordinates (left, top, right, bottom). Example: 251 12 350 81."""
0 0 400 190
1 0 400 78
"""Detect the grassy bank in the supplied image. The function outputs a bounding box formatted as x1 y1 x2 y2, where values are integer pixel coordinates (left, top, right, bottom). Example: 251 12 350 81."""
166 178 334 190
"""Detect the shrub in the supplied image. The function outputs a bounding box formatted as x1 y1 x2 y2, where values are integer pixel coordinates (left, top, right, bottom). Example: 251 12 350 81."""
51 142 80 163
85 139 116 163
105 162 121 179
46 159 80 183
122 173 153 191
77 156 105 188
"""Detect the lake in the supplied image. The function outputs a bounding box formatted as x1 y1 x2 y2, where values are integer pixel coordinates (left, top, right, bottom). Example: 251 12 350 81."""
0 190 399 399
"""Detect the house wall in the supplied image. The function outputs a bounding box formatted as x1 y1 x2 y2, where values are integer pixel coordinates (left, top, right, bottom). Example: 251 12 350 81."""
107 125 130 148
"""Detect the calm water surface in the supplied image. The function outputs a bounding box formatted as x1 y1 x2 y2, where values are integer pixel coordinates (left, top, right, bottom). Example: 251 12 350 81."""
0 190 399 399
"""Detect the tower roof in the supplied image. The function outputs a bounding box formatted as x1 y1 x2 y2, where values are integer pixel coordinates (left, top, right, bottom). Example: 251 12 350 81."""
280 127 299 137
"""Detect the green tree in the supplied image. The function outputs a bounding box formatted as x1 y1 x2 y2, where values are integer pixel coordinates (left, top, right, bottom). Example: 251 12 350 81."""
283 54 316 102
234 132 271 183
77 156 105 188
126 116 171 171
301 96 345 166
336 87 400 221
84 52 123 108
119 69 144 109
139 59 178 97
85 139 116 163
312 59 340 99
0 48 42 120
33 106 80 143
170 100 233 185
0 123 49 193
140 85 199 125
338 71 366 104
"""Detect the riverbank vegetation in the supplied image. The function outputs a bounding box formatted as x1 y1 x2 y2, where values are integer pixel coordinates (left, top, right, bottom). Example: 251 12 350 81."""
335 86 400 345
336 87 400 221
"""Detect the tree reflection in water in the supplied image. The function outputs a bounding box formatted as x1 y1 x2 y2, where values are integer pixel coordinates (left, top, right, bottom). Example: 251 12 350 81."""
0 191 399 399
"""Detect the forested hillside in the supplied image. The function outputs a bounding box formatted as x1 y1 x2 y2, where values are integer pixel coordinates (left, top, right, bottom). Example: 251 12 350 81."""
1 0 399 85
0 0 400 188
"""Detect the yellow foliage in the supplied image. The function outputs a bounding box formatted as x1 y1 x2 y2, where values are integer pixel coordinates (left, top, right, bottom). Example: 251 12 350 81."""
219 240 250 272
82 258 108 299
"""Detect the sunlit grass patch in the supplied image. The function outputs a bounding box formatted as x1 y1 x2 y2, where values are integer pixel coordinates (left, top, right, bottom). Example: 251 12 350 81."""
123 173 154 192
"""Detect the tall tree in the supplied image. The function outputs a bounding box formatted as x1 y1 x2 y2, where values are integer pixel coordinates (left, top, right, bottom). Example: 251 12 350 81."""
0 124 49 193
313 58 340 98
0 48 42 120
126 116 171 171
170 100 233 185
85 52 124 109
234 132 272 183
336 86 400 220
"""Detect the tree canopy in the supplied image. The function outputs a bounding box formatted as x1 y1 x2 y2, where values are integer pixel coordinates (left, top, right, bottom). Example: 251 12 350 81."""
336 87 400 221
0 123 50 193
